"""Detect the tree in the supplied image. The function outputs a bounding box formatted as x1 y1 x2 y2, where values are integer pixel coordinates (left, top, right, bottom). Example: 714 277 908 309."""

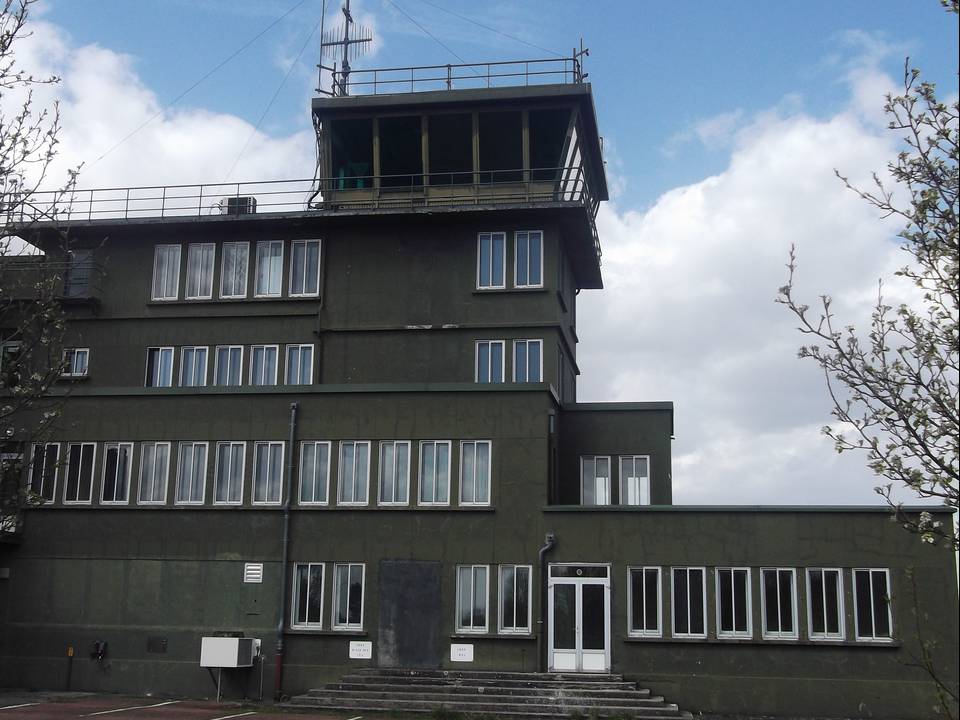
0 0 78 537
777 12 958 551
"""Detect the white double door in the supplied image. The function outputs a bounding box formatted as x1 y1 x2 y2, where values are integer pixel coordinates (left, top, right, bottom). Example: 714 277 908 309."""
548 565 610 673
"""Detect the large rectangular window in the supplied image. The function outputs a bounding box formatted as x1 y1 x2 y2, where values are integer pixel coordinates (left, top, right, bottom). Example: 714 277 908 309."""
332 563 365 630
220 241 249 299
145 347 174 387
185 243 215 299
175 441 207 504
151 244 181 301
62 348 89 377
761 568 798 639
671 567 706 638
378 440 410 506
180 346 208 387
63 442 95 504
337 441 370 506
580 455 611 506
460 440 491 506
101 442 133 504
253 441 284 504
475 340 504 383
456 565 489 633
290 239 321 296
628 567 662 637
29 443 59 501
292 563 324 628
285 344 313 385
250 345 278 386
214 345 243 386
477 232 505 289
138 442 170 505
499 564 531 633
418 440 450 506
807 568 845 640
853 568 893 641
299 441 330 505
514 230 543 288
716 567 752 638
513 339 542 382
214 441 245 504
620 455 651 506
255 240 283 297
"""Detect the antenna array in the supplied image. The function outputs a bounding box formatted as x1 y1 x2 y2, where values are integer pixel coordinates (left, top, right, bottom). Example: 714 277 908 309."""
317 0 373 96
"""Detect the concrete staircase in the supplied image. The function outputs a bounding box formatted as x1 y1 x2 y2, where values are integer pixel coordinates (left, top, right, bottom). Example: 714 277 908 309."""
286 668 692 718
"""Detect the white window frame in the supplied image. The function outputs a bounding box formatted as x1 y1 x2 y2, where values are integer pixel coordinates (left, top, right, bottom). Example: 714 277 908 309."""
214 441 246 505
179 346 209 387
100 441 133 505
498 564 532 634
219 241 249 299
418 440 451 506
475 340 505 383
627 566 662 638
580 455 611 506
378 440 410 506
151 244 181 301
476 231 506 289
249 344 279 386
619 455 651 506
137 441 171 505
175 441 208 505
853 568 894 642
63 442 96 505
760 567 799 640
671 566 707 639
459 440 491 506
285 344 314 385
61 348 89 377
145 347 174 388
715 567 753 639
299 440 331 506
214 345 244 387
291 562 325 629
332 562 365 631
512 339 542 383
456 564 489 633
252 441 284 505
29 442 60 501
184 242 215 300
289 239 322 297
255 240 284 298
337 441 370 506
514 230 543 288
806 567 846 641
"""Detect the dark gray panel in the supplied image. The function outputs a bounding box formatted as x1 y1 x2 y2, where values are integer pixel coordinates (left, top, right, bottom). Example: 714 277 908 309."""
377 559 441 669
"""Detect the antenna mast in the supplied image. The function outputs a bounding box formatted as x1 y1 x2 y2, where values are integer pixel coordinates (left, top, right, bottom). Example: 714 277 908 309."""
317 0 372 96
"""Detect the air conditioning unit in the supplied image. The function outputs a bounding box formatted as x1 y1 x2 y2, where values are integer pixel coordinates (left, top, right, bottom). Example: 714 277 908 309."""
220 196 257 215
199 637 258 668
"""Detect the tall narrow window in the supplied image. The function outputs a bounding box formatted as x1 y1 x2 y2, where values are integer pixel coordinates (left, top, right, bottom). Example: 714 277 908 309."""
63 442 95 504
807 568 845 640
290 239 321 296
628 567 662 637
716 568 752 638
332 563 365 630
477 232 505 289
285 344 314 385
853 568 893 641
255 240 283 297
180 346 208 387
619 455 650 506
152 244 181 300
378 440 410 505
214 346 243 386
138 442 170 505
456 565 488 632
250 345 278 386
671 567 706 638
580 455 611 506
220 241 249 298
145 347 174 387
418 440 450 505
101 442 133 504
176 441 207 504
475 340 504 383
29 443 59 501
514 230 543 287
253 441 283 504
499 564 531 633
299 441 330 505
513 339 542 382
460 440 491 506
337 441 370 505
62 348 89 377
761 568 798 639
185 243 215 299
214 441 245 504
292 563 324 628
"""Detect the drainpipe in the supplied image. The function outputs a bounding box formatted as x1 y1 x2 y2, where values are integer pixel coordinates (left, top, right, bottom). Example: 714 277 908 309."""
274 401 299 700
537 532 557 672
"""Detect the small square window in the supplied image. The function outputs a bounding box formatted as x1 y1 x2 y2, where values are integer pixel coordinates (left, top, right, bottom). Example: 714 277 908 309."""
62 348 89 377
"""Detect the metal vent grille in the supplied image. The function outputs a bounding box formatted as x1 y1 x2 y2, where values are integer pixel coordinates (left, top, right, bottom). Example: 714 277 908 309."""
243 563 263 584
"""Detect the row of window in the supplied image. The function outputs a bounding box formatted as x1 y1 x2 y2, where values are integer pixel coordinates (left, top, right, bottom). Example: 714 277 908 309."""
581 455 652 506
28 439 493 507
477 231 543 290
475 339 542 383
144 344 314 387
152 239 321 301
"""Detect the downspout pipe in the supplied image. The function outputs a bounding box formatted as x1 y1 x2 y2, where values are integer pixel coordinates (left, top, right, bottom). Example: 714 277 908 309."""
537 532 557 673
274 401 299 701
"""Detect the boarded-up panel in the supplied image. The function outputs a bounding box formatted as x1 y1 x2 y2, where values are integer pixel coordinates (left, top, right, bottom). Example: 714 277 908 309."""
377 560 441 669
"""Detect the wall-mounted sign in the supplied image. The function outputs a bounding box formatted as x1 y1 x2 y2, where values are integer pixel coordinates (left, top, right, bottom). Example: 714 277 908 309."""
450 643 474 662
349 641 372 659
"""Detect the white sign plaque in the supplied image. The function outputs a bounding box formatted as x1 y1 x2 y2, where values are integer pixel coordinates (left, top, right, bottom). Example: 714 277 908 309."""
349 641 372 660
450 643 474 662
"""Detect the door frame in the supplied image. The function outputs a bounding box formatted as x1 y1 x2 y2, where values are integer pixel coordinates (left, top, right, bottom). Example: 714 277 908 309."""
547 563 611 673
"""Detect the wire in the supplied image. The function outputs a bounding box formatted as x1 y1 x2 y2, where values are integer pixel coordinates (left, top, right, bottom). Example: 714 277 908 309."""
87 0 311 169
412 0 563 58
385 0 478 73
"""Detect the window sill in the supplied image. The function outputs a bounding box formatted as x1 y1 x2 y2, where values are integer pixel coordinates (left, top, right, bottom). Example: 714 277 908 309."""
472 287 548 296
450 633 537 641
620 636 901 648
285 629 368 637
147 296 320 306
58 375 90 382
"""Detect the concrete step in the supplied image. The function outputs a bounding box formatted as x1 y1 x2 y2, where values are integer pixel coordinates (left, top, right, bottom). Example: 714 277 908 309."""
338 672 638 691
359 667 626 682
300 688 674 709
323 680 653 699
